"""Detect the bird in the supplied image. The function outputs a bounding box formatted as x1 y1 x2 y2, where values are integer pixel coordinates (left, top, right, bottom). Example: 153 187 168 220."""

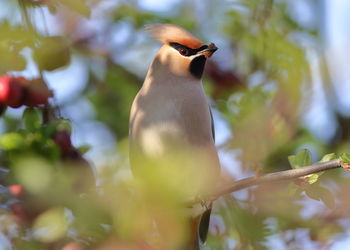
129 24 220 250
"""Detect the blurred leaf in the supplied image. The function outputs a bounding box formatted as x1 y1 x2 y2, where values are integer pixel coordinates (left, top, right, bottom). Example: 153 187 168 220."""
13 156 53 194
11 239 44 250
23 108 41 131
318 186 335 209
33 207 68 242
77 144 91 155
33 36 71 72
219 196 269 249
59 0 90 17
288 182 301 196
340 153 350 163
307 174 320 184
0 50 26 73
48 4 58 14
304 184 335 209
288 149 311 169
304 185 320 201
319 153 337 163
55 118 72 133
0 133 24 150
41 124 57 138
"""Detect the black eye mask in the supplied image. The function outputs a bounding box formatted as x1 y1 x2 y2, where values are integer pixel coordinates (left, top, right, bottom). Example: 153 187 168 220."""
169 42 208 57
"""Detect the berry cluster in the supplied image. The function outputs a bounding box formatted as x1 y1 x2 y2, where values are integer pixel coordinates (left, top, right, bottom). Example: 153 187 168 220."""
0 75 53 110
5 130 94 225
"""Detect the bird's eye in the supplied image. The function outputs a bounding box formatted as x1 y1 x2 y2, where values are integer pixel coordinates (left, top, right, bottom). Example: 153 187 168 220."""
179 48 189 56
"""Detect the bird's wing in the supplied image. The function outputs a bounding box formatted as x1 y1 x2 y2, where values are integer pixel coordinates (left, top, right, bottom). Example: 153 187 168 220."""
196 105 215 245
209 106 215 142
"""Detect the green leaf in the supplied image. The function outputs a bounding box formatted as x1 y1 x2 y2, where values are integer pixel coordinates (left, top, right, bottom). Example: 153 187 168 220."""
33 207 68 242
304 185 335 209
304 185 320 201
219 196 269 248
307 174 320 184
0 50 27 72
288 149 311 169
319 153 337 163
288 182 301 196
41 124 57 138
318 185 335 209
0 133 24 150
340 153 350 163
77 144 91 155
13 156 53 193
23 108 41 131
34 36 71 72
55 119 72 133
306 153 337 184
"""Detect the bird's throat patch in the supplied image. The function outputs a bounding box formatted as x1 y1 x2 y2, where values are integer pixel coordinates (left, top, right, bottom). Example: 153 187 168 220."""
189 55 206 79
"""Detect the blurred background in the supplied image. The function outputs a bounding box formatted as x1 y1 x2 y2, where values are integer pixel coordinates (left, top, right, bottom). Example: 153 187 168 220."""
1 0 350 249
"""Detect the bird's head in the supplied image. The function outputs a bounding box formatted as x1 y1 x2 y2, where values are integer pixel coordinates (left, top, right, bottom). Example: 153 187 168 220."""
146 24 218 79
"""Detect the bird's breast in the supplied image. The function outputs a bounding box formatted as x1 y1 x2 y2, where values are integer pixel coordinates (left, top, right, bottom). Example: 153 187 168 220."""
130 82 213 156
129 80 220 195
139 120 183 157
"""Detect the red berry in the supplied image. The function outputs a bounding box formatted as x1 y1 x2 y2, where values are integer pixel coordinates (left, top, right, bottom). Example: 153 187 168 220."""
0 76 23 108
0 76 15 102
8 184 24 197
52 130 73 155
22 78 53 107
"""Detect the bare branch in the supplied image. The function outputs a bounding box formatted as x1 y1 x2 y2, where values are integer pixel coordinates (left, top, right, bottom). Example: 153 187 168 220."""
208 159 342 202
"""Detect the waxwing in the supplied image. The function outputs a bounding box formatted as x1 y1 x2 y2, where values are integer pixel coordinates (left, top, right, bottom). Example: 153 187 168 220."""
129 24 220 250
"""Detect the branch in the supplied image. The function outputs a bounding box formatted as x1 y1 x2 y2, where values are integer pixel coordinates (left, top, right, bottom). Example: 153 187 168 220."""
208 159 343 202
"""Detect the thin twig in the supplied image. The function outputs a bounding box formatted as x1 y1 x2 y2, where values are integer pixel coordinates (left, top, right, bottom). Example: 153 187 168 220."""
207 159 342 202
18 0 35 33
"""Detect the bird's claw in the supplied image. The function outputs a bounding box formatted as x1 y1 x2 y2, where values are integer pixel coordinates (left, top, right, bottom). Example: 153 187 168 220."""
195 197 210 210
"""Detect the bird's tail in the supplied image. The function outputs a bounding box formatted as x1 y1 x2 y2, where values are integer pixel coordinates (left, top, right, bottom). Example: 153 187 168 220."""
188 208 212 250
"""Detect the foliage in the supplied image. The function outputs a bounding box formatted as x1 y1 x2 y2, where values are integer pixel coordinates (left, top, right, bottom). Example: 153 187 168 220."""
0 0 349 249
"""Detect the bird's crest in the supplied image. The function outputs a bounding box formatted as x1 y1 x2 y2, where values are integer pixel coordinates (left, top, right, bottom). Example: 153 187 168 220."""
146 24 204 49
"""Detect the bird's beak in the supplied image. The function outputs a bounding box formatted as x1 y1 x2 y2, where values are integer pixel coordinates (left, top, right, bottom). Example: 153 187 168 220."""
198 43 218 58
